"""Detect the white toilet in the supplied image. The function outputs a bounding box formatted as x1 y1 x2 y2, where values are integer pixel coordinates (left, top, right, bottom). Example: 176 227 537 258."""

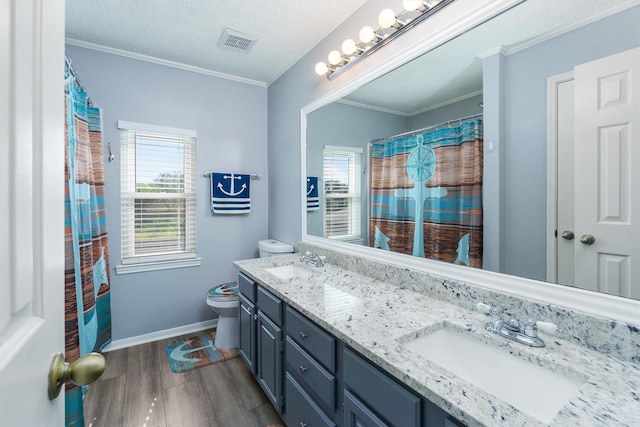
206 282 240 349
206 239 293 349
258 239 294 258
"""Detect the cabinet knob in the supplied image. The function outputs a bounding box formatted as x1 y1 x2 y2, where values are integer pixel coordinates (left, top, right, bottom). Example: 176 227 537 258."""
299 365 308 374
299 331 308 339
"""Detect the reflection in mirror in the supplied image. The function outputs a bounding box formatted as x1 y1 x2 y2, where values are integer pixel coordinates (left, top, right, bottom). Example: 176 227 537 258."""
306 0 640 300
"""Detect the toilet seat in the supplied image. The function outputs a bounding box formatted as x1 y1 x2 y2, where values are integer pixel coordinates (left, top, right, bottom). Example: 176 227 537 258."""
207 282 239 302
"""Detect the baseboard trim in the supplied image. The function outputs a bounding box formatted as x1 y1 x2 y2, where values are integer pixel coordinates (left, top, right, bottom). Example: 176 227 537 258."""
103 319 218 352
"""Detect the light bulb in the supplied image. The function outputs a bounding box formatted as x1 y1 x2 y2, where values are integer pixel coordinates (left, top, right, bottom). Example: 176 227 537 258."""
359 26 375 43
341 38 357 55
315 62 328 76
378 9 397 28
328 50 342 65
403 0 423 11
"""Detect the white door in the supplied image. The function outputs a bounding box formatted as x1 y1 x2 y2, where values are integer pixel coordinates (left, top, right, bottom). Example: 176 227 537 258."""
0 0 66 425
573 47 640 299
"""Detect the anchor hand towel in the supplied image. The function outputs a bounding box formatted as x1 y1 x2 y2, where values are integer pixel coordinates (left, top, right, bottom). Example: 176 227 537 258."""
211 173 251 214
307 176 319 211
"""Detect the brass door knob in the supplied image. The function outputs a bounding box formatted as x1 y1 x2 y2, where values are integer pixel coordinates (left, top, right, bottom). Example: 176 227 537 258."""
48 352 106 399
580 234 596 245
561 231 575 240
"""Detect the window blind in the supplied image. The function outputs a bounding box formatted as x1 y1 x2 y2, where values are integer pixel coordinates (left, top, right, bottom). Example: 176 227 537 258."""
323 147 362 241
120 124 197 263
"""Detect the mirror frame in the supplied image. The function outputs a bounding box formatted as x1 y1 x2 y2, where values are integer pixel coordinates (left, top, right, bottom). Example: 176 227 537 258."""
300 0 640 326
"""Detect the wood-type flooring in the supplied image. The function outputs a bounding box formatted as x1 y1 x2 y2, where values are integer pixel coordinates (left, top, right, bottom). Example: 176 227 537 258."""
84 330 284 427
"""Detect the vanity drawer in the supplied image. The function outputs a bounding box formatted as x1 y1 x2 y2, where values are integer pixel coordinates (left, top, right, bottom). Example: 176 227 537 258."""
285 372 336 427
257 286 282 325
286 336 336 410
238 272 256 302
286 306 336 371
343 347 420 427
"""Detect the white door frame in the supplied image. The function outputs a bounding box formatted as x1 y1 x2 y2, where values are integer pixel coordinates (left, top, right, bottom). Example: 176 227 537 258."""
546 71 575 283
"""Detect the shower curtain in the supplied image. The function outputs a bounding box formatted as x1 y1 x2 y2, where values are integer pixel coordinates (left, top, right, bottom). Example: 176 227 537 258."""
64 58 112 427
370 119 483 267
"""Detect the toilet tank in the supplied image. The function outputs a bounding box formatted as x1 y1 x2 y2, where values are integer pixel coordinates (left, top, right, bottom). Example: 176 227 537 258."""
258 239 294 258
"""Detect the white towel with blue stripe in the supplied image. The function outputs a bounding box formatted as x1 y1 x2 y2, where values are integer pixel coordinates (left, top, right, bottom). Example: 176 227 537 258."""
211 173 251 214
307 177 319 211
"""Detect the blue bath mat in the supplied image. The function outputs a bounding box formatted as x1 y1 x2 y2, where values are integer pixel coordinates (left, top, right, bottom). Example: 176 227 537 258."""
165 331 238 373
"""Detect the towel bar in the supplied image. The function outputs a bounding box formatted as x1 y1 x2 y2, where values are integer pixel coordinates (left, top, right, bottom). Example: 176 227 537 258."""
203 170 261 180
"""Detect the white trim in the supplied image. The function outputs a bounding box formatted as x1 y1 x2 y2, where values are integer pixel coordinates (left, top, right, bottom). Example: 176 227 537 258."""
117 120 197 138
546 71 575 284
65 38 268 88
409 90 484 117
336 98 410 117
103 319 218 352
323 145 363 153
115 257 202 275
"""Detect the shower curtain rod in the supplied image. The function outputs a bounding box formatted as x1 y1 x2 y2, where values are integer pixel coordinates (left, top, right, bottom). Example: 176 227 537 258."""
65 54 92 105
370 112 483 144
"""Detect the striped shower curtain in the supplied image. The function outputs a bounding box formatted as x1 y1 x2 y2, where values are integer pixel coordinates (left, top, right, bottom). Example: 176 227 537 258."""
64 60 112 427
370 119 483 267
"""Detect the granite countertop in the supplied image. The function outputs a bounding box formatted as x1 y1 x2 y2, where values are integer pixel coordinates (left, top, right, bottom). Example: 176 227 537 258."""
234 255 640 427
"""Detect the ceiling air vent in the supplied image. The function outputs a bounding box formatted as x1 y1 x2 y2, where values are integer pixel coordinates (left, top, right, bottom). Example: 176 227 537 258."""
218 28 257 53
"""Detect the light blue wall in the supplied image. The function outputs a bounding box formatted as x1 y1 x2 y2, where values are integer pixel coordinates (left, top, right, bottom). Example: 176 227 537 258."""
306 102 407 240
65 46 269 340
500 6 640 281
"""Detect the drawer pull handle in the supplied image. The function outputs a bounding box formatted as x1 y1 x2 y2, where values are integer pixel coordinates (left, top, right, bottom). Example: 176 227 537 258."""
300 331 308 339
299 365 308 374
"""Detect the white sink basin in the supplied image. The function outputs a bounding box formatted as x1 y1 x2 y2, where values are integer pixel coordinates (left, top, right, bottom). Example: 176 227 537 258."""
401 326 585 424
265 265 313 280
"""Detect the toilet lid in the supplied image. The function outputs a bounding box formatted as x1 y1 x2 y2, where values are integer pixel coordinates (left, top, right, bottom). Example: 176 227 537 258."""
208 282 239 299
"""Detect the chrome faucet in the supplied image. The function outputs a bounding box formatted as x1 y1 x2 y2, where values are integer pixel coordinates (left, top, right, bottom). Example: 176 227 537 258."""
300 251 324 267
480 305 546 348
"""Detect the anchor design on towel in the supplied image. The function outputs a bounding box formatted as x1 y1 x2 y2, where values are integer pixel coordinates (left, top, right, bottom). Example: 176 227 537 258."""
170 338 216 363
217 173 247 196
307 181 315 196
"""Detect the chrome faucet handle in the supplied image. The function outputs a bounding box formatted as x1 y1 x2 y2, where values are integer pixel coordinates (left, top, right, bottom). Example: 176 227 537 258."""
489 308 504 333
504 317 521 332
523 319 538 338
300 251 311 262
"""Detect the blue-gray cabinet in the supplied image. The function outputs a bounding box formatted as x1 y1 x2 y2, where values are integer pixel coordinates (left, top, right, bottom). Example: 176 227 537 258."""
256 286 284 413
238 293 256 374
238 274 284 413
238 273 257 374
236 273 466 427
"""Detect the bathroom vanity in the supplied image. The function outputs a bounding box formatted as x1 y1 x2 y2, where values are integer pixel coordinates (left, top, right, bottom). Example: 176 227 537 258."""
234 247 640 426
237 270 461 427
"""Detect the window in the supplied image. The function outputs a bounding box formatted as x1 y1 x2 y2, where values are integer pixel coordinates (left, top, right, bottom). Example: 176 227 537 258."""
116 121 199 274
323 145 362 242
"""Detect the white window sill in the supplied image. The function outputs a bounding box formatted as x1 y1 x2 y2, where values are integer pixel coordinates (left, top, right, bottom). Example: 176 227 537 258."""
115 257 202 275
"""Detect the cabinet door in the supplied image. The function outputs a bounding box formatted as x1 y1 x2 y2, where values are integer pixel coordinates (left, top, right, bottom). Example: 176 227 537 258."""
344 390 388 427
257 311 283 412
238 293 256 374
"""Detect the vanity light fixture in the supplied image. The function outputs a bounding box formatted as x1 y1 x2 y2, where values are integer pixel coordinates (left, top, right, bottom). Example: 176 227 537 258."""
315 0 455 80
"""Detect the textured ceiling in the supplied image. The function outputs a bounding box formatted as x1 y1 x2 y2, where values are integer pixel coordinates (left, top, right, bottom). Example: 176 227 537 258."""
65 0 369 85
342 0 640 115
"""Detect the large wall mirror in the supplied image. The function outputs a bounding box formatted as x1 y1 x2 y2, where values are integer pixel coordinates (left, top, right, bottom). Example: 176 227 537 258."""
304 0 640 316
